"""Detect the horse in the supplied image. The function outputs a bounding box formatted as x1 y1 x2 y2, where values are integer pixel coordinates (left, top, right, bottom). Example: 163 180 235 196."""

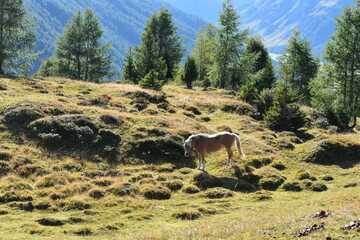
183 131 246 170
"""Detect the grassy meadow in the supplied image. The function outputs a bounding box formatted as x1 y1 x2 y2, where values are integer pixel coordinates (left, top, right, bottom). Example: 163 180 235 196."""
0 76 359 240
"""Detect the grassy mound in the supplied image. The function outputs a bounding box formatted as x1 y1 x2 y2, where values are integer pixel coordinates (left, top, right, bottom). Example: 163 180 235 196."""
295 136 360 167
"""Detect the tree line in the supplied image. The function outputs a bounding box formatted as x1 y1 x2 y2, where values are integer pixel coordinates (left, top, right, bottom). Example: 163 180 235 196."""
0 0 359 131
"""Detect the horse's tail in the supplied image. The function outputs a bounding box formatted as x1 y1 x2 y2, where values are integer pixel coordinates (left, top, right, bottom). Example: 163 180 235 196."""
233 133 246 159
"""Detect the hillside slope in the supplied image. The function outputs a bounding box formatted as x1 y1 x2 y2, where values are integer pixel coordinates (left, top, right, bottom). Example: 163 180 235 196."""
24 0 206 75
0 76 359 239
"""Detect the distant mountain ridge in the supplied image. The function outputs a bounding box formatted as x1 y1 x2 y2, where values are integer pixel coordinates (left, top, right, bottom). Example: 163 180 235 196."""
165 0 355 56
24 0 206 75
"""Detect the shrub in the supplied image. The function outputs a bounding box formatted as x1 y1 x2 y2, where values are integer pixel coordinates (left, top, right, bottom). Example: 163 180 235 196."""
0 152 12 161
322 175 334 181
0 191 33 203
139 70 164 91
3 104 45 128
296 171 317 181
142 185 171 200
253 191 272 201
182 185 200 194
100 114 122 126
282 181 303 192
271 161 286 170
192 172 223 189
89 189 105 199
58 198 91 211
92 179 113 187
0 161 11 176
162 180 183 191
184 105 201 115
106 183 139 196
238 81 259 103
29 114 99 150
173 209 201 220
246 157 273 169
310 182 328 192
37 218 64 226
203 188 234 199
74 228 93 236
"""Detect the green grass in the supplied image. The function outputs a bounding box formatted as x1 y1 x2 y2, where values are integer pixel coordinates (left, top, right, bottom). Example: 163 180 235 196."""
0 76 359 239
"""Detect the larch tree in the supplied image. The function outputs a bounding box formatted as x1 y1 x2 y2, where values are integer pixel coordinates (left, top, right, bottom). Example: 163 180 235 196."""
212 0 248 89
311 1 360 130
0 0 38 75
192 23 217 88
41 9 113 82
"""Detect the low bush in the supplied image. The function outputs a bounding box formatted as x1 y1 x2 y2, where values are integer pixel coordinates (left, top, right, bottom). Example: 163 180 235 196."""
29 114 99 150
37 218 64 226
296 171 317 181
0 191 33 203
203 188 234 199
162 180 183 191
0 161 11 176
142 185 171 200
192 172 223 189
182 184 200 194
173 209 201 220
282 181 303 192
106 183 139 197
89 189 105 199
310 182 328 192
3 104 45 128
74 228 93 236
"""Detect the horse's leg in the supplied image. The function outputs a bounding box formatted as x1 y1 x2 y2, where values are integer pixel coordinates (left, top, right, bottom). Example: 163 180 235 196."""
201 153 206 171
226 148 234 166
197 152 202 170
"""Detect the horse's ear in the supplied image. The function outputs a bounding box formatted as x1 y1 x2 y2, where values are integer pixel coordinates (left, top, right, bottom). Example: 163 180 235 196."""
191 135 200 146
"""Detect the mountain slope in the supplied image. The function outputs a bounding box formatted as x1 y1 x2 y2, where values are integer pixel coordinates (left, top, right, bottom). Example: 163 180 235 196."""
165 0 355 56
0 75 359 239
24 0 206 75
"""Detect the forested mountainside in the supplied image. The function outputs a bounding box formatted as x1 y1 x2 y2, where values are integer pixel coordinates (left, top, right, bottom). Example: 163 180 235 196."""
24 0 206 74
165 0 355 55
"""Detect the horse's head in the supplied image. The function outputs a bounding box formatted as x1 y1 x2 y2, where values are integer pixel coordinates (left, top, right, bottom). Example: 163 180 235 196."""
184 135 197 157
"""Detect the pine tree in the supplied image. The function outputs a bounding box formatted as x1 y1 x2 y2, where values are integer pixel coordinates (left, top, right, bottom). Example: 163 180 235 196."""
278 30 318 103
311 1 360 130
41 9 113 82
157 8 184 79
134 8 183 82
181 56 198 89
0 0 38 75
122 47 138 83
213 0 248 89
244 36 275 90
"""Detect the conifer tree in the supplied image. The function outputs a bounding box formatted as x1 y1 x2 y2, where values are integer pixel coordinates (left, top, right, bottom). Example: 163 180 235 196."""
244 36 275 91
278 30 318 103
40 9 113 82
182 56 198 89
0 0 38 75
311 1 360 130
192 23 217 88
213 0 248 89
122 47 138 83
133 8 183 82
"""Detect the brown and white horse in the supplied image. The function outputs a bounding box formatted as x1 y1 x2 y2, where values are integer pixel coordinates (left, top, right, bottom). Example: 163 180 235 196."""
184 131 246 170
